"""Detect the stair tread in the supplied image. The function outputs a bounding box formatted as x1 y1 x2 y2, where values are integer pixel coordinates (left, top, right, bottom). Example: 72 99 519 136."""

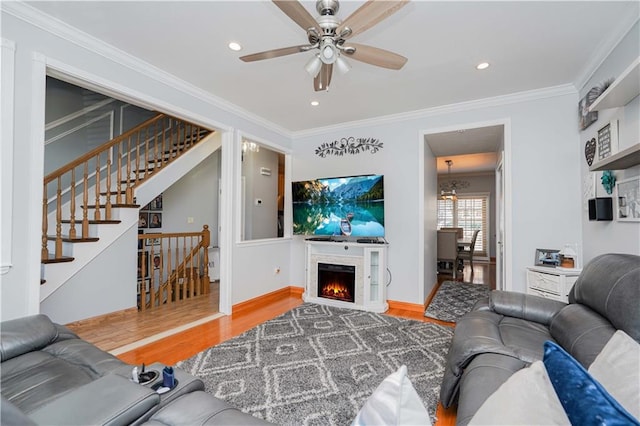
84 203 139 208
61 219 122 224
47 235 99 243
42 255 74 264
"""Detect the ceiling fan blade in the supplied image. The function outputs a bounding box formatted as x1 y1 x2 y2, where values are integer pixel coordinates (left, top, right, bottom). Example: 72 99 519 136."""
273 0 319 33
337 0 409 39
344 43 407 70
240 45 310 62
314 63 333 92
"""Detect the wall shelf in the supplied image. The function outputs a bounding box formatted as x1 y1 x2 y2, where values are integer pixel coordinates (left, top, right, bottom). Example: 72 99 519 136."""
589 57 640 112
590 143 640 171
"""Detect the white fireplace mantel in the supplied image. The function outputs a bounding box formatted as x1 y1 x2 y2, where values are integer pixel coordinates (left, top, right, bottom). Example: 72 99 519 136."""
304 241 388 312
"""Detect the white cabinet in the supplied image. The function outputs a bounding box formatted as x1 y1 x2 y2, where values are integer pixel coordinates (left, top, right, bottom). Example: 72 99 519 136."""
304 241 388 312
526 266 581 303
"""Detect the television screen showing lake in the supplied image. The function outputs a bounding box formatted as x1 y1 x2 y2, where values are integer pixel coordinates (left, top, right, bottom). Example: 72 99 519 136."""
292 175 385 237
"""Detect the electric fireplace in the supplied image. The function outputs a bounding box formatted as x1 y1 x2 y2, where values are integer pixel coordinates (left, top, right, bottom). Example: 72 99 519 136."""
317 263 355 303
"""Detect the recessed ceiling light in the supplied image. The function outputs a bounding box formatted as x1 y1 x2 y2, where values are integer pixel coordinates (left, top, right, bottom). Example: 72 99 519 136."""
311 101 319 106
476 62 490 70
228 42 242 52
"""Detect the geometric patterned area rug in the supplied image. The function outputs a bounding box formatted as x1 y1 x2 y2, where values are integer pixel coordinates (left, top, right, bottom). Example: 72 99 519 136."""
424 281 490 323
177 303 453 426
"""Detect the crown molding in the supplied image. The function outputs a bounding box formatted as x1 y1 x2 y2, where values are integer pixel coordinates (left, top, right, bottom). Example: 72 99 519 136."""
2 1 292 139
574 15 639 92
292 84 577 138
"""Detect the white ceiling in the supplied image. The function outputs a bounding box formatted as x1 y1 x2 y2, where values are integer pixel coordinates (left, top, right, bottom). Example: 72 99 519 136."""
427 125 503 173
27 1 639 136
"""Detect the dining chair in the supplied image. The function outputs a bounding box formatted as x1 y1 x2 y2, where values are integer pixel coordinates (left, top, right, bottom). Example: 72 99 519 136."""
457 229 480 271
440 227 464 239
437 230 460 279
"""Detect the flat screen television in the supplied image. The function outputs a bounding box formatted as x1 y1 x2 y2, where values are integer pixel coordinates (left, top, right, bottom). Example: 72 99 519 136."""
292 174 384 237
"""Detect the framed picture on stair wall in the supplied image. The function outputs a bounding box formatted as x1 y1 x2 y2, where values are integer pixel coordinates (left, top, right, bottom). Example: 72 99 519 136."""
150 194 163 210
138 212 149 229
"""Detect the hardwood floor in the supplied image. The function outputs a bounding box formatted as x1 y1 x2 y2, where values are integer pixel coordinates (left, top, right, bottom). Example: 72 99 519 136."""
66 262 495 426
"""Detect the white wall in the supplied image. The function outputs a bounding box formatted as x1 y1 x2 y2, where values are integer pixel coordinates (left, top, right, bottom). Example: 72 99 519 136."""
163 143 221 247
242 147 279 240
579 21 640 260
40 225 137 324
292 89 582 304
1 6 292 321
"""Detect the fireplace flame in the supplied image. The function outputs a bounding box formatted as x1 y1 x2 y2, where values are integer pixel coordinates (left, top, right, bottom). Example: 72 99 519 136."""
320 281 353 302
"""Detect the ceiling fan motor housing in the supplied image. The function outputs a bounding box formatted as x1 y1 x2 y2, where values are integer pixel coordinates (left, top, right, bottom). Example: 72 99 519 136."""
316 0 339 16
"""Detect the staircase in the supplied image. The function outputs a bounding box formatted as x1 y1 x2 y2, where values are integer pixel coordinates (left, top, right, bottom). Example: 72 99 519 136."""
41 113 214 302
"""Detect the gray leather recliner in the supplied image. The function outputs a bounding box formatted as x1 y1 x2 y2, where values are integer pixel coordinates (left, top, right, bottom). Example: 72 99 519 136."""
0 313 272 425
439 253 640 425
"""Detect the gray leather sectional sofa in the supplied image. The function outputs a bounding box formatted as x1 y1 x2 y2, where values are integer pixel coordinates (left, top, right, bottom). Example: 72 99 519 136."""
440 253 640 425
0 314 270 425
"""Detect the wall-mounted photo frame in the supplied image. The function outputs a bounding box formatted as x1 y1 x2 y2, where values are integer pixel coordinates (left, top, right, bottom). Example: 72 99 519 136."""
597 120 619 161
616 176 640 222
150 194 163 210
138 212 149 229
578 87 599 130
145 237 161 246
137 278 150 294
534 248 560 267
148 213 162 229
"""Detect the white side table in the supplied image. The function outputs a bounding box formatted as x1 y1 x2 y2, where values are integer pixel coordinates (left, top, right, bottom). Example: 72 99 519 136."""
526 266 582 303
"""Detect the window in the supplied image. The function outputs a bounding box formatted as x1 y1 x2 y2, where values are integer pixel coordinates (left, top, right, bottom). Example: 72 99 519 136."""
437 194 489 257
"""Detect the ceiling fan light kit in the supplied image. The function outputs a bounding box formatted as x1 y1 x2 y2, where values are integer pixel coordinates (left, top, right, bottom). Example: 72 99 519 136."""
240 0 409 91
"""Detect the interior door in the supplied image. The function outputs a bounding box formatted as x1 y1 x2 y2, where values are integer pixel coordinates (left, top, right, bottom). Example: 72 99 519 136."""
495 154 505 290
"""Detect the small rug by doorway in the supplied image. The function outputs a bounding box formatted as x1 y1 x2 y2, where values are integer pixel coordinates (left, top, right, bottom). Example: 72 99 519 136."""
177 303 453 426
424 281 490 323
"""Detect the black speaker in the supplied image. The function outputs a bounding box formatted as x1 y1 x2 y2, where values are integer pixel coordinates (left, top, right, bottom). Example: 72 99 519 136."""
588 197 613 221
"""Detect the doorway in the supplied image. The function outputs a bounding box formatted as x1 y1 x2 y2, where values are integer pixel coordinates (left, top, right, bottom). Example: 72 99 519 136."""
424 122 508 290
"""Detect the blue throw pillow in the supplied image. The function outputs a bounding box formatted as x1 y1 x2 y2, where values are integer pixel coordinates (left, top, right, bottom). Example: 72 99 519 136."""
543 341 639 426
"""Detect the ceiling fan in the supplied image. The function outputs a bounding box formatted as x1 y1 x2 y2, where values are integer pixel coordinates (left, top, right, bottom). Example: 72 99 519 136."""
240 0 409 92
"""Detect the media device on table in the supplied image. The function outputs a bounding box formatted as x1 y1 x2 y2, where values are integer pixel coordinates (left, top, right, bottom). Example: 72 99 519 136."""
292 174 384 238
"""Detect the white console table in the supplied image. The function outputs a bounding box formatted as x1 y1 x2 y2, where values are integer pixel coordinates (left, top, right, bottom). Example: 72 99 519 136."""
304 240 388 312
526 266 581 303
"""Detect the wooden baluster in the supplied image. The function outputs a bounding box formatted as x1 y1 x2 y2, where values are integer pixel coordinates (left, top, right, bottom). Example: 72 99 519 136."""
94 153 101 220
135 131 141 186
149 243 156 308
105 151 112 219
194 236 201 297
167 238 173 302
82 162 89 237
144 125 149 180
125 136 133 204
161 119 166 169
55 176 63 258
42 186 49 260
69 168 77 238
181 236 187 300
188 236 194 298
116 142 123 204
153 120 159 173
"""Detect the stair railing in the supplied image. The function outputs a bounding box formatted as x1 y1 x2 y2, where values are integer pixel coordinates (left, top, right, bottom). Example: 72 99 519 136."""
42 114 211 261
138 225 210 311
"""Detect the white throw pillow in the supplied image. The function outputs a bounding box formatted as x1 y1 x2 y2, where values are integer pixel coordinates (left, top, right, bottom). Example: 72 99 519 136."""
351 365 431 426
588 330 640 420
468 361 570 425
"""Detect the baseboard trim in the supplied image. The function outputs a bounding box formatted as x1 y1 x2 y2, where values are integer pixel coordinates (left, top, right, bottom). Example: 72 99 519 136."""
387 299 425 313
232 286 304 315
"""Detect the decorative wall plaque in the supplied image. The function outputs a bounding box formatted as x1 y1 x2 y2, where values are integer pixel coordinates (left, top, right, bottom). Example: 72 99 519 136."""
315 137 383 158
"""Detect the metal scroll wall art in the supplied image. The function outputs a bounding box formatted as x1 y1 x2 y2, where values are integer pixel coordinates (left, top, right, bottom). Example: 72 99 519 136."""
315 137 383 158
